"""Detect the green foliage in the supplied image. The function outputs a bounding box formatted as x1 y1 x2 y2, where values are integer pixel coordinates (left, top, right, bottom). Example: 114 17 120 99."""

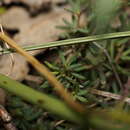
42 50 88 102
57 0 89 38
7 96 78 130
7 96 43 130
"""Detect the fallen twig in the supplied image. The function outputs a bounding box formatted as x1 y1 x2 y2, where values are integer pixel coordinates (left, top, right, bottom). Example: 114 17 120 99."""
0 105 17 130
90 88 130 104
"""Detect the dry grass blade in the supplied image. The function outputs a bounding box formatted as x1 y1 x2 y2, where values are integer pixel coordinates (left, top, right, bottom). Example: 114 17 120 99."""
90 89 130 104
0 33 85 113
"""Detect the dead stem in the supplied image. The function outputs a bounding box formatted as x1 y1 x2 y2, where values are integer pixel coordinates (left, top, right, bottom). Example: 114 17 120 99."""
0 105 17 130
90 88 130 104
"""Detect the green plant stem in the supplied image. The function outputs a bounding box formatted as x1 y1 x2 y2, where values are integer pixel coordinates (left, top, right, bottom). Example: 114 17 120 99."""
1 31 130 55
0 74 83 123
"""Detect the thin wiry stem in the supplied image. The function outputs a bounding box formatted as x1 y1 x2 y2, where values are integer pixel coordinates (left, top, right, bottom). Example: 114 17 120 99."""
93 42 123 89
0 31 130 55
